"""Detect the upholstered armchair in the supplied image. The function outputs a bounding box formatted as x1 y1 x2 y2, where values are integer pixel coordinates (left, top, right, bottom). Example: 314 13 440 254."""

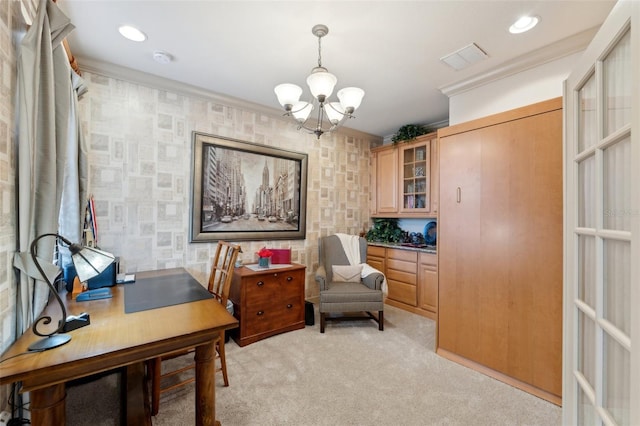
315 234 385 333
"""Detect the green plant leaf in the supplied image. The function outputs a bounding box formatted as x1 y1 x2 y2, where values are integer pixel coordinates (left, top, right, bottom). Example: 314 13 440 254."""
391 124 431 144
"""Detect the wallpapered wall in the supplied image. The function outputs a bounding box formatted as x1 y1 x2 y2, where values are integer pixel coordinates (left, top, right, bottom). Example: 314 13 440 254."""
76 70 377 296
0 1 377 407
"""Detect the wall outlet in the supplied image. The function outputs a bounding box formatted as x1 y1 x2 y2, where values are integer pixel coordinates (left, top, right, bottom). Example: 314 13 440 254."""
0 411 11 426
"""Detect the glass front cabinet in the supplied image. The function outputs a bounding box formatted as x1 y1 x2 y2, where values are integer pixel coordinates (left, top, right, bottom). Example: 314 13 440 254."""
400 141 430 213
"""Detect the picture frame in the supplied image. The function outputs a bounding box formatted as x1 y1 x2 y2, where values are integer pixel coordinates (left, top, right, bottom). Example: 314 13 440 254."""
190 132 308 242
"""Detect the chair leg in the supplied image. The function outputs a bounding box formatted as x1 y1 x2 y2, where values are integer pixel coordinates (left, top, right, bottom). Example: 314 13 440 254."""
320 312 325 333
378 311 384 331
149 357 161 416
218 332 229 387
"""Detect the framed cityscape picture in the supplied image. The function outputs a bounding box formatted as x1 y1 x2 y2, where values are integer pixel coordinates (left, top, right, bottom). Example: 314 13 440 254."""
189 132 308 242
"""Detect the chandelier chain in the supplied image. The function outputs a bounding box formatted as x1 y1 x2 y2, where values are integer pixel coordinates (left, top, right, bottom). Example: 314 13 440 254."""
317 35 323 68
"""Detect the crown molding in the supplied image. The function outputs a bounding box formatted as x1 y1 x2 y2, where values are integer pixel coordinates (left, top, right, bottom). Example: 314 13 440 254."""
77 56 382 143
439 26 600 97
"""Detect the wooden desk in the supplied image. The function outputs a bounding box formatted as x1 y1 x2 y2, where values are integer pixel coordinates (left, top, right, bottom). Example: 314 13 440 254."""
0 268 238 425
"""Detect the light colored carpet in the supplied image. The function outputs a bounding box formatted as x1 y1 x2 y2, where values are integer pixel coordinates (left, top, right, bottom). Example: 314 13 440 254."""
66 304 561 425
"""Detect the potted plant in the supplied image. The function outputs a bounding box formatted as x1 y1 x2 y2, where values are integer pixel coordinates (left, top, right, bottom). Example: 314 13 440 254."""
391 124 432 144
365 218 404 243
256 247 273 268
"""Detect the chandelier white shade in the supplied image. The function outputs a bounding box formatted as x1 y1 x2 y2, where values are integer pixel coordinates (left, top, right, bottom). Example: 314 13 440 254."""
274 24 364 138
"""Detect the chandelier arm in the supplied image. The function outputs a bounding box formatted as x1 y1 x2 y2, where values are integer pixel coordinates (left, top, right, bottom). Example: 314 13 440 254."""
288 103 311 115
293 113 344 139
294 117 344 137
326 102 351 120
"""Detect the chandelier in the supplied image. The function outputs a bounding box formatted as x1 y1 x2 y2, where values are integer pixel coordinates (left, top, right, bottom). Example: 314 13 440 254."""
274 24 365 139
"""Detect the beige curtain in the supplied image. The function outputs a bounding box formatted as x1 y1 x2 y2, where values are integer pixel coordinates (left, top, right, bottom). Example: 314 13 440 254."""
13 0 86 335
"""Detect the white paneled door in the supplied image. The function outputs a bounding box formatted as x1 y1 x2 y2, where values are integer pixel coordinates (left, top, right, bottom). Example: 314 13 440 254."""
564 1 639 425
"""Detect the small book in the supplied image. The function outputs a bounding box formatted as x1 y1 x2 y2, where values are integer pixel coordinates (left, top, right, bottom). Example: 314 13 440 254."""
116 273 136 284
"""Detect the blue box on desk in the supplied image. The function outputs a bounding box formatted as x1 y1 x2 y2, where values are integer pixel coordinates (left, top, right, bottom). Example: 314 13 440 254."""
64 257 119 291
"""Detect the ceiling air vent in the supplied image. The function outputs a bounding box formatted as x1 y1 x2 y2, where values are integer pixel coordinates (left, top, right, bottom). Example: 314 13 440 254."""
440 43 488 71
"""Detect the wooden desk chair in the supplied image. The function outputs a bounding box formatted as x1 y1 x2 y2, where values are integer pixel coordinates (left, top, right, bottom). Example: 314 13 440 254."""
148 241 240 416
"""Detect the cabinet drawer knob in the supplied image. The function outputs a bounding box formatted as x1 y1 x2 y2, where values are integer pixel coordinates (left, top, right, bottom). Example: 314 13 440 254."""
257 310 264 316
286 304 293 309
286 276 293 282
256 281 264 287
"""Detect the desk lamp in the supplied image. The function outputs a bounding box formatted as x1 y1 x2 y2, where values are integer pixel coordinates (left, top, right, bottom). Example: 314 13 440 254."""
28 233 115 351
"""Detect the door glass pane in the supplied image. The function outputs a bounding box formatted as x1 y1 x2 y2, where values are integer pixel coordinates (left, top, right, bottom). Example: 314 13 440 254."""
578 72 597 152
603 30 631 136
578 235 596 307
578 385 597 426
604 239 630 336
603 334 630 425
578 155 596 228
578 310 596 386
603 136 632 231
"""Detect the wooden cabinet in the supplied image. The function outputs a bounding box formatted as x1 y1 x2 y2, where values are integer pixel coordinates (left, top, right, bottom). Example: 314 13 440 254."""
418 252 437 315
372 147 398 214
367 245 437 320
370 133 438 218
385 248 417 306
437 98 563 404
366 245 386 273
229 264 306 347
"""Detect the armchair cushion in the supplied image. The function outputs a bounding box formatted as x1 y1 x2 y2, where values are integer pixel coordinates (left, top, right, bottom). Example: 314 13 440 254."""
332 265 363 283
320 282 384 304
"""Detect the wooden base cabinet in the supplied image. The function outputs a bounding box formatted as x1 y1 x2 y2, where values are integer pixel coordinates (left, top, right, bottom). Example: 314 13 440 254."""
437 98 563 405
366 245 386 274
367 245 437 320
385 248 417 306
229 264 306 347
418 253 437 315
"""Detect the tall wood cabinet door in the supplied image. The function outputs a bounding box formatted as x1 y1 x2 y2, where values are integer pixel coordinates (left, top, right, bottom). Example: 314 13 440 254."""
375 148 398 213
473 112 563 391
502 111 563 396
437 132 482 356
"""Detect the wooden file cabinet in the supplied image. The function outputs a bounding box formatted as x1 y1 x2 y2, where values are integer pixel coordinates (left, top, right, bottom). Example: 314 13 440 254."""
229 263 306 347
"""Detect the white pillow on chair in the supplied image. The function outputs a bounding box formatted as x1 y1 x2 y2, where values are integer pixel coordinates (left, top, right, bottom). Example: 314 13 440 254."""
332 265 362 282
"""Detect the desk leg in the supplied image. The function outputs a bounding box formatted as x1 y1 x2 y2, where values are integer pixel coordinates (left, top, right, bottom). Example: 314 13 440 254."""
31 383 65 425
195 339 217 426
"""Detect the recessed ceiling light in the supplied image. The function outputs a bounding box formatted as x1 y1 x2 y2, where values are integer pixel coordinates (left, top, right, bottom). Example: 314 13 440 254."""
509 15 540 34
118 25 147 42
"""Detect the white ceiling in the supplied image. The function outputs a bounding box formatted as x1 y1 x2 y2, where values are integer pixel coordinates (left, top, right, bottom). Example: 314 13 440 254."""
58 0 616 138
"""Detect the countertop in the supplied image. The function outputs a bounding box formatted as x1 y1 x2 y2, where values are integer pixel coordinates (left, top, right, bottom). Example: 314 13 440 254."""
367 241 437 254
